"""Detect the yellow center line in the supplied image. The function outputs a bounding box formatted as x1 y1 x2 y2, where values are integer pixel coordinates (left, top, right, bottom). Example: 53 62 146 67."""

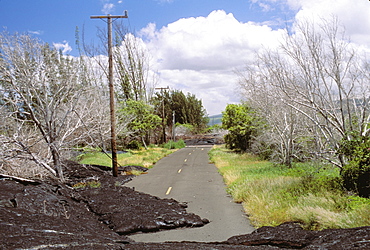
184 159 187 162
178 169 182 173
165 187 172 195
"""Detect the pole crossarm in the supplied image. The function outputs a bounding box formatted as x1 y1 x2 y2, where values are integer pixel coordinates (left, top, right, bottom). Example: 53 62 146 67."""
90 14 128 20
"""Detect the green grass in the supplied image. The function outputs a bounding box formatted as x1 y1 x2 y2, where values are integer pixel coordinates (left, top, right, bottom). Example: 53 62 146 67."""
78 147 176 169
209 145 370 230
162 139 186 149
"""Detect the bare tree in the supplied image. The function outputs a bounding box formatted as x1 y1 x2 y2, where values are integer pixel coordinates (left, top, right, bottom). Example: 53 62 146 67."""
0 31 112 180
114 33 150 102
239 18 370 168
81 23 157 103
238 69 314 166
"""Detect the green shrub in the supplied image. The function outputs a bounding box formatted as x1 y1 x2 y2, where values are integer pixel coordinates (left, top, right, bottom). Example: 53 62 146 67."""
127 140 142 150
339 136 370 197
342 163 370 198
162 139 186 149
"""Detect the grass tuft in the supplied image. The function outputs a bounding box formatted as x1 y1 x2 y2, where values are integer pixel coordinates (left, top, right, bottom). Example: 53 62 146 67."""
72 180 101 189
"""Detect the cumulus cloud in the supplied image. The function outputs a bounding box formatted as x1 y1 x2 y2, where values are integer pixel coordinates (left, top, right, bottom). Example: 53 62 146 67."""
291 0 370 45
140 10 285 115
158 69 241 115
145 11 284 70
138 0 370 115
53 41 72 54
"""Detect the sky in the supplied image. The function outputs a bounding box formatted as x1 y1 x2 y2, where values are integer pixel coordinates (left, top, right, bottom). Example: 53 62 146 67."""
1 0 370 116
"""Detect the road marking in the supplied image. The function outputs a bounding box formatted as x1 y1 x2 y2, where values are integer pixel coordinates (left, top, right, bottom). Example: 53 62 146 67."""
178 169 182 173
189 153 192 155
165 187 172 195
184 159 187 162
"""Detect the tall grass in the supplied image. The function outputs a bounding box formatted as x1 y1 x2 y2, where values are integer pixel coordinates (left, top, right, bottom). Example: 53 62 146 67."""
162 139 186 149
209 145 370 230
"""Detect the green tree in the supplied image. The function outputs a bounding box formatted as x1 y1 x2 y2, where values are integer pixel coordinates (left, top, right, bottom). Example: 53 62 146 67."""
152 90 208 136
222 104 258 152
118 99 161 149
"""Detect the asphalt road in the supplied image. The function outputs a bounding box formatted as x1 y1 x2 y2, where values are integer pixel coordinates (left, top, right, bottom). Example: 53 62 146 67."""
125 145 255 242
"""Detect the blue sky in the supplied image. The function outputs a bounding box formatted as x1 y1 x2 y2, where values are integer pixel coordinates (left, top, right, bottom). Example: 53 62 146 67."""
1 0 369 115
0 0 293 55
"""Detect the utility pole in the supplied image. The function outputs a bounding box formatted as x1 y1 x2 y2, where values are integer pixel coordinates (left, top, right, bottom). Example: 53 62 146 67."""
91 12 128 177
155 87 169 143
172 110 176 142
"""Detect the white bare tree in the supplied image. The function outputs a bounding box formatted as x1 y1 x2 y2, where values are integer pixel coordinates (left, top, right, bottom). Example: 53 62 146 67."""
239 18 370 168
0 31 112 180
81 23 157 103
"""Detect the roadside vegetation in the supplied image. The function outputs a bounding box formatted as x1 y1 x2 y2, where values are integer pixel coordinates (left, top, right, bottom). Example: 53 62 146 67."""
211 16 370 231
78 140 186 169
209 145 370 230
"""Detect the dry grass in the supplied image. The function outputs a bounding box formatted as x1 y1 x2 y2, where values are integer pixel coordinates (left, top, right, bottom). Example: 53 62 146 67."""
233 176 299 227
79 147 176 169
209 145 370 230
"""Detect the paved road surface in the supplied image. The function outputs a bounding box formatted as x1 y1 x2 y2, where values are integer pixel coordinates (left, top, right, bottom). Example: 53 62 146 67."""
125 145 255 242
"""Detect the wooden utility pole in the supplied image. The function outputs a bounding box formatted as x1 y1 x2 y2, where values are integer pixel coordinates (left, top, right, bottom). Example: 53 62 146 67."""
155 87 169 143
91 12 128 177
172 110 176 141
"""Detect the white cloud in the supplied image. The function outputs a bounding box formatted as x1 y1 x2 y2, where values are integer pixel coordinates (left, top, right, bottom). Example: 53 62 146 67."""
157 0 174 3
53 41 72 54
102 3 115 14
140 10 285 115
291 0 370 45
150 10 283 69
258 3 274 12
158 69 241 115
137 0 370 116
28 30 43 35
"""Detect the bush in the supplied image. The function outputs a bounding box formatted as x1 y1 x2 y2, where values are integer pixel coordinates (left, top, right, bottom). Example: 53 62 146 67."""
221 104 260 152
162 139 186 149
342 162 370 198
126 140 142 150
339 136 370 197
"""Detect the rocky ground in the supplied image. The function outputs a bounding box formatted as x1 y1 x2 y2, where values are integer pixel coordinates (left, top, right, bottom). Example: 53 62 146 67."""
184 134 225 146
1 158 370 249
